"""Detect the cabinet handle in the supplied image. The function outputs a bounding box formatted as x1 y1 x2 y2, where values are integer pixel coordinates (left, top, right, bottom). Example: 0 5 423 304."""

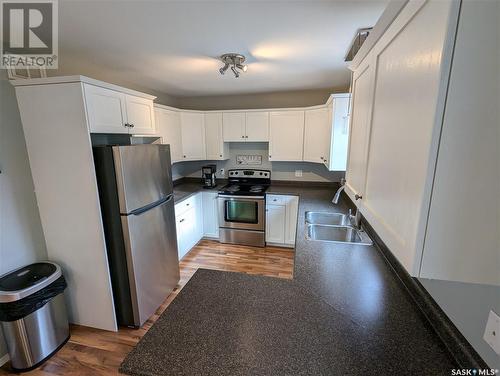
183 155 186 158
186 203 190 206
124 123 129 127
355 194 363 200
273 199 277 202
179 218 185 223
241 135 244 138
129 123 135 128
219 154 222 157
245 135 248 138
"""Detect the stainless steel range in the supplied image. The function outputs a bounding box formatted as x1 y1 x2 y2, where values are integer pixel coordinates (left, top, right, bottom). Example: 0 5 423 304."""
218 169 271 247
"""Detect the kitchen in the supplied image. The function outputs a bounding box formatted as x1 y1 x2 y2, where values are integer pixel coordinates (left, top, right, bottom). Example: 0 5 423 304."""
0 0 498 375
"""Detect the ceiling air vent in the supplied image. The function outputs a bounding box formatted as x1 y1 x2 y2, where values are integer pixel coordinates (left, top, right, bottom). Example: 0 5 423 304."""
345 28 372 62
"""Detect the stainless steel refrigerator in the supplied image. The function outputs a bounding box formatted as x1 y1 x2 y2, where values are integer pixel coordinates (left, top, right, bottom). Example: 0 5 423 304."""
93 144 179 328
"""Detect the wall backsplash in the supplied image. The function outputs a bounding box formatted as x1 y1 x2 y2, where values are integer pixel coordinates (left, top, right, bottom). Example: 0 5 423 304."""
171 142 344 182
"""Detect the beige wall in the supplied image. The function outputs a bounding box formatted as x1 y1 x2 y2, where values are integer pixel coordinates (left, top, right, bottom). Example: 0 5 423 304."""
0 72 47 361
174 87 348 111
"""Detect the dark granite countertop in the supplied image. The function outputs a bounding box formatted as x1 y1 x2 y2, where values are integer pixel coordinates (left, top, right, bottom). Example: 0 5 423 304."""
173 182 222 204
170 180 456 372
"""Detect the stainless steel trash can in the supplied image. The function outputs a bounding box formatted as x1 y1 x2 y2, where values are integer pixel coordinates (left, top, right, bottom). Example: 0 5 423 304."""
0 262 69 372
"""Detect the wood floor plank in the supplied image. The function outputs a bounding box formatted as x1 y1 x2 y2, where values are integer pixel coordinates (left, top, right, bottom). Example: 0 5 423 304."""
0 240 294 375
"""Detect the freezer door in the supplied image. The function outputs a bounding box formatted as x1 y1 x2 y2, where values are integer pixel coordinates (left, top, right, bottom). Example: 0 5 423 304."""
113 144 173 213
120 195 179 327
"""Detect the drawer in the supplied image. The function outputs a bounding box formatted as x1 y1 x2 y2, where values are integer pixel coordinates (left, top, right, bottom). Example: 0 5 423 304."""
266 194 288 205
175 194 197 217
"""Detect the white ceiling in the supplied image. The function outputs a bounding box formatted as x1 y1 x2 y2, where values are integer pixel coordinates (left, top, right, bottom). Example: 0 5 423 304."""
57 0 387 97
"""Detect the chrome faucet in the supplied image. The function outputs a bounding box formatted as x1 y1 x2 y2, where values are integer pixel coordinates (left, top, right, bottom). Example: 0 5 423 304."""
332 178 346 204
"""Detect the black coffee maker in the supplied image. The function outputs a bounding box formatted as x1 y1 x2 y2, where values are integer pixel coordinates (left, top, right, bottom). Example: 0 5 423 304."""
202 164 217 188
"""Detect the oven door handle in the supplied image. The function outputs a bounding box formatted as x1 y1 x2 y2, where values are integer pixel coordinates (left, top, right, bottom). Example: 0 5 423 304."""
217 195 265 200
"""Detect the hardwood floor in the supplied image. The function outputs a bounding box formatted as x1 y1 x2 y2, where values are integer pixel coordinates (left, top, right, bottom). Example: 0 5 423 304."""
0 240 294 375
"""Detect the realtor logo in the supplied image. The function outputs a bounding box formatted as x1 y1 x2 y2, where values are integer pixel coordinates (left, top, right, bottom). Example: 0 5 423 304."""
1 0 58 69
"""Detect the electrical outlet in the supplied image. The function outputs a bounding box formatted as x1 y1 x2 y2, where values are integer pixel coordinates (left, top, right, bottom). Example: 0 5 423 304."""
483 310 500 355
295 170 303 178
219 168 225 177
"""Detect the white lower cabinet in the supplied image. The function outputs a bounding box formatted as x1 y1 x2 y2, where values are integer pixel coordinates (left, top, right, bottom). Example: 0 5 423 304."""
266 204 286 244
175 191 219 260
202 191 219 238
174 193 203 260
265 194 299 248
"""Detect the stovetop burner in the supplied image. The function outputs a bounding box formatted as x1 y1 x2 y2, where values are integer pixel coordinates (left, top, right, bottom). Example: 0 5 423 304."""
249 185 264 193
226 185 241 193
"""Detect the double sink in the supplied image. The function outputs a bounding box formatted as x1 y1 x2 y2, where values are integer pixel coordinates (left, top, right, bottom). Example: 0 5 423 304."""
305 212 373 245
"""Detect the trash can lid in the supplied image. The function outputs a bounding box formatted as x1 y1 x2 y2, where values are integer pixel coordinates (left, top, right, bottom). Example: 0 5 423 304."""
0 262 62 303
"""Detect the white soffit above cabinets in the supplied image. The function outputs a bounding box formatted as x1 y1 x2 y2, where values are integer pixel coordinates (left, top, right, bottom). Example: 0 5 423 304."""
56 0 387 96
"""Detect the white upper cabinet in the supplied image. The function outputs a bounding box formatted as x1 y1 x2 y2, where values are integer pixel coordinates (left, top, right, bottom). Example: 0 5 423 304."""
245 112 269 141
205 112 228 160
180 112 206 161
345 0 460 275
303 95 350 170
223 112 246 141
84 83 156 135
84 84 127 133
327 95 350 171
269 110 304 161
222 111 269 142
155 107 183 163
303 107 330 164
125 95 155 134
345 61 374 202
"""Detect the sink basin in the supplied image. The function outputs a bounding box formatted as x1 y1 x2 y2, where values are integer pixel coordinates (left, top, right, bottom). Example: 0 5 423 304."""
306 224 373 245
305 211 351 226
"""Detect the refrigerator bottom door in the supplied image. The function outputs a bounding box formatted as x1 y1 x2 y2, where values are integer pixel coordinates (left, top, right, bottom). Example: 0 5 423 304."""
121 196 180 327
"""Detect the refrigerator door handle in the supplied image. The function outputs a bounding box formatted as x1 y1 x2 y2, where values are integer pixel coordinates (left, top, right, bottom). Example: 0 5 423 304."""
128 195 173 216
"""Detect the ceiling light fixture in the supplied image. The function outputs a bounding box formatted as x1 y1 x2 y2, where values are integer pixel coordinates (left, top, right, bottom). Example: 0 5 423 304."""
219 53 247 78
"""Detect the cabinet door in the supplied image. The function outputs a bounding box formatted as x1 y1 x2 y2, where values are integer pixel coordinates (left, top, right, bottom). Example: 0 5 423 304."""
202 192 219 238
265 204 286 244
125 95 155 135
269 111 305 161
155 108 183 163
176 213 187 260
303 107 330 163
84 84 128 133
285 196 299 246
327 96 350 171
245 112 269 141
179 206 198 259
223 112 246 141
193 192 204 242
180 112 206 160
205 113 227 160
345 62 375 202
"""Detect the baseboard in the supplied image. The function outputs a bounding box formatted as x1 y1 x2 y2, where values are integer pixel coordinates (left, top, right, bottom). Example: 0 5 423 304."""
265 242 295 249
360 215 489 370
0 353 9 368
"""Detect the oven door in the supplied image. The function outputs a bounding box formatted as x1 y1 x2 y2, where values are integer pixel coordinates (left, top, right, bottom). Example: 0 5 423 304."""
218 195 265 231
